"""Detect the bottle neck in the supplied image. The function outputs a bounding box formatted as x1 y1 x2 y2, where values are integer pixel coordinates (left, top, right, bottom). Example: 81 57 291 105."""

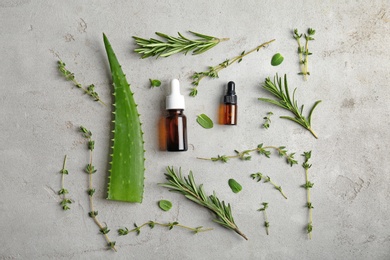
167 109 184 115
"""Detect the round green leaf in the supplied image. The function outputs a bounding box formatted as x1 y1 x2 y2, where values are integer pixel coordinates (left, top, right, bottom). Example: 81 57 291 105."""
228 179 242 193
158 200 172 211
149 79 161 87
271 53 284 66
196 114 214 129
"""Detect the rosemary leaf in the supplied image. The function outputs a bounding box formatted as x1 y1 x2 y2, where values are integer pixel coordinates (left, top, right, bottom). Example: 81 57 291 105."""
258 74 321 139
133 31 229 58
160 167 248 240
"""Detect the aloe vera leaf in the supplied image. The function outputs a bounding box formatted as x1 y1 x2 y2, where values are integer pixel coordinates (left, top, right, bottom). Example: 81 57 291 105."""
103 33 145 203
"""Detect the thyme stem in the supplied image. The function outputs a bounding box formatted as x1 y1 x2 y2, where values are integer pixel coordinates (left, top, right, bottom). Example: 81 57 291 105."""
58 60 106 106
80 126 116 251
58 155 71 210
258 202 269 235
118 221 213 236
302 151 314 239
197 144 298 167
190 39 275 96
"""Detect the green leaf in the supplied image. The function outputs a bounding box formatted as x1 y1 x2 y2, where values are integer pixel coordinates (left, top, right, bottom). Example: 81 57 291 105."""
149 79 161 88
158 200 173 211
271 53 284 66
196 114 214 129
228 179 242 194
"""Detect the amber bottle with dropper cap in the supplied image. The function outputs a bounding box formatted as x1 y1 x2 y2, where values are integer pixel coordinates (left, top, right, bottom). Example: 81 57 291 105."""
166 79 188 152
223 81 237 125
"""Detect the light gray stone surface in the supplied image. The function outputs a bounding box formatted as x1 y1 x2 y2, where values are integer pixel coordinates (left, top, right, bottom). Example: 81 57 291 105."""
1 1 389 259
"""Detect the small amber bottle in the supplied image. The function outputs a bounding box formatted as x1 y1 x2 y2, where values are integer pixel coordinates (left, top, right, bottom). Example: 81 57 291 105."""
223 81 237 125
166 79 188 152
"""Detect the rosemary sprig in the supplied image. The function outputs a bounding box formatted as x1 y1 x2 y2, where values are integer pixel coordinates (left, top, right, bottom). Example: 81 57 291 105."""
80 126 116 252
262 112 273 129
302 151 314 239
258 202 269 235
133 31 229 59
293 28 315 80
58 155 71 210
197 143 298 167
58 60 106 106
258 74 321 139
250 173 288 199
118 221 212 236
160 167 248 240
190 39 275 96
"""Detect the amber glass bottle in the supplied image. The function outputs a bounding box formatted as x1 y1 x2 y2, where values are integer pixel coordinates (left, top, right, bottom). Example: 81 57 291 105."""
166 79 188 152
223 81 237 125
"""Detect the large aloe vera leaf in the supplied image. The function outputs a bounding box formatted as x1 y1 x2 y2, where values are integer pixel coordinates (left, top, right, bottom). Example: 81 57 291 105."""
103 33 145 203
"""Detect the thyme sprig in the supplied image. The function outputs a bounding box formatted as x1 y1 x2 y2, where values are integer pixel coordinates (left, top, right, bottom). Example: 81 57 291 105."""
262 112 273 129
160 167 248 240
250 173 288 199
58 155 71 210
293 28 315 80
58 60 106 106
258 74 321 139
197 143 298 167
302 151 314 239
133 31 229 59
80 126 116 251
258 202 269 235
118 221 212 236
190 39 275 96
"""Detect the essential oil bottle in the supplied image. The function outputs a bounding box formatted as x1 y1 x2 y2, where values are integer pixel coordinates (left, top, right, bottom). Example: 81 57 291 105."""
166 79 188 152
222 81 237 125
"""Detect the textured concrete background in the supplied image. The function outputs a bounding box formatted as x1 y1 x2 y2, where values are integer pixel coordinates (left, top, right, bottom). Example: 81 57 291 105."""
1 0 389 259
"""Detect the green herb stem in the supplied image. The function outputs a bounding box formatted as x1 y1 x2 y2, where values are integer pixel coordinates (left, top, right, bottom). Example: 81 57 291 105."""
258 202 269 235
258 74 321 139
266 176 287 200
133 31 229 58
262 112 273 129
302 151 313 239
118 221 213 236
293 28 315 80
58 155 71 210
197 144 297 167
58 60 106 106
80 126 116 251
250 173 288 200
190 39 275 96
160 167 248 240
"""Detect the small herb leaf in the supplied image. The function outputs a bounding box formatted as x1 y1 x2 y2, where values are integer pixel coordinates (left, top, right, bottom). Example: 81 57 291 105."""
271 53 284 66
228 179 242 193
196 114 214 129
158 200 173 211
149 79 161 88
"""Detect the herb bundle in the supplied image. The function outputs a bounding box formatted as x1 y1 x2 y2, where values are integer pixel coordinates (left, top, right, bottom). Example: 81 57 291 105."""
160 167 248 240
258 74 321 139
190 39 275 96
198 143 297 167
80 126 117 251
133 31 229 58
293 28 315 80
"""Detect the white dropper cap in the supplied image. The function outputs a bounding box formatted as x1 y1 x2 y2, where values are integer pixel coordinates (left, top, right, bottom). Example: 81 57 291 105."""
166 79 185 110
